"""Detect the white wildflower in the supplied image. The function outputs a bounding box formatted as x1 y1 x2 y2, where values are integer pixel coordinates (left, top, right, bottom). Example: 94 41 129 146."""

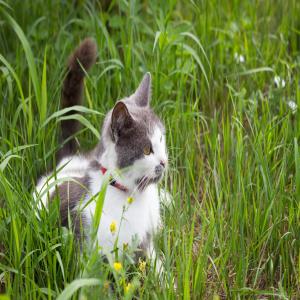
282 79 286 88
287 100 297 113
234 52 245 64
274 75 286 88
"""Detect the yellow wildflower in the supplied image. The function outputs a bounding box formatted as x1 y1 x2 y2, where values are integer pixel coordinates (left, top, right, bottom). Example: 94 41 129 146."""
138 258 146 273
113 261 122 272
110 221 117 234
125 282 132 293
127 196 134 204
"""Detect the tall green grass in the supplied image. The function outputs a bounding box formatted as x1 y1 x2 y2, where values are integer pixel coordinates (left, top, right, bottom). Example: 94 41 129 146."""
0 0 299 299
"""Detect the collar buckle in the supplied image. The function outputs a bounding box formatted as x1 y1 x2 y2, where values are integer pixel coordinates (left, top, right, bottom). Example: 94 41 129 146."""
100 165 128 193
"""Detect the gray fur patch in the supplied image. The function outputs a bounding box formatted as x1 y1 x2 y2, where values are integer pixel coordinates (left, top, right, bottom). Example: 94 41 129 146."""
132 72 151 107
135 232 151 262
109 102 165 169
51 176 90 239
114 118 151 168
89 160 101 170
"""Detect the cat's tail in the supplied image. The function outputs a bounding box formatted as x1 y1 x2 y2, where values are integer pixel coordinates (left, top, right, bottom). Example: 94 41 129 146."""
58 38 97 159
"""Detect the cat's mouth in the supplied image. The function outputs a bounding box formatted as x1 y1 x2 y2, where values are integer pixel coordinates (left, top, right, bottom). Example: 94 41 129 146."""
136 174 163 191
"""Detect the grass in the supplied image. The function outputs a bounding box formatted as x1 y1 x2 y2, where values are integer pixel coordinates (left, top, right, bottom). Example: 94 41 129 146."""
0 0 300 299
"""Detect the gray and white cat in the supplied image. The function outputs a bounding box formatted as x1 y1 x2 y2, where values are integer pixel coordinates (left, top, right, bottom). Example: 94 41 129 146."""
34 38 168 268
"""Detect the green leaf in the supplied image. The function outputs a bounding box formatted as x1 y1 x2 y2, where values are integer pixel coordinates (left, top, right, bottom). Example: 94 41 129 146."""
1 144 37 160
0 154 22 171
180 43 209 90
58 114 100 140
41 105 103 128
180 32 211 73
40 47 48 122
56 278 101 300
1 10 41 120
153 31 161 52
0 54 32 137
91 181 108 240
233 67 274 76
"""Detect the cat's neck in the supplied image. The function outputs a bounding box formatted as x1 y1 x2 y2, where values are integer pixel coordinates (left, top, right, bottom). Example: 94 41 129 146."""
95 157 154 196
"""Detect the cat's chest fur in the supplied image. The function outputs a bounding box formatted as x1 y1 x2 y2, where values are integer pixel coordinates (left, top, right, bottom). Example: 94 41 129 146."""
86 170 161 253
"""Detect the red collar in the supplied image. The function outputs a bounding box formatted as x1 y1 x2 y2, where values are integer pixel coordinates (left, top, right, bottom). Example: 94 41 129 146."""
100 166 128 193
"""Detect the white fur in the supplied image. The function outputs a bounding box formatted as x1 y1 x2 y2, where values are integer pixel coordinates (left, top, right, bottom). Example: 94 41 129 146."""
34 126 168 262
85 172 161 258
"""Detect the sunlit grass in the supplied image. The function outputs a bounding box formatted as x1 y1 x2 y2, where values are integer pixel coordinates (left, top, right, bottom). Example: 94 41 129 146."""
0 0 300 299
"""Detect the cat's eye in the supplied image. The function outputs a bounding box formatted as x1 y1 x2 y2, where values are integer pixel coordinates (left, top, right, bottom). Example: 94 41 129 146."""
143 145 152 155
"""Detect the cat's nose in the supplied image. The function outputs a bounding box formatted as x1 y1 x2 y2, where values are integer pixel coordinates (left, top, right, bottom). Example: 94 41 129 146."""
155 164 164 175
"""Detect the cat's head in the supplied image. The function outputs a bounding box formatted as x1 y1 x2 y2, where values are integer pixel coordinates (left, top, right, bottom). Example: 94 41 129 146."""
100 73 168 191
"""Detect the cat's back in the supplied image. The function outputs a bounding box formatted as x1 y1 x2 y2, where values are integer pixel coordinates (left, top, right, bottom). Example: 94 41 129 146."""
34 154 92 209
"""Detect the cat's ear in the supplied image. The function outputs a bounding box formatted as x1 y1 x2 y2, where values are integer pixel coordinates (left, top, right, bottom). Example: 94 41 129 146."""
133 72 151 107
111 101 133 140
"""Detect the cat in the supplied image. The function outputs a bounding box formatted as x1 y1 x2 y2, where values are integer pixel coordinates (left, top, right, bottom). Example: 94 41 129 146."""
34 38 168 269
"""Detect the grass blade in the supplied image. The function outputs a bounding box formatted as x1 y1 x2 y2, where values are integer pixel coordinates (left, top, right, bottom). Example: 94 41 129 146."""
56 278 101 300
